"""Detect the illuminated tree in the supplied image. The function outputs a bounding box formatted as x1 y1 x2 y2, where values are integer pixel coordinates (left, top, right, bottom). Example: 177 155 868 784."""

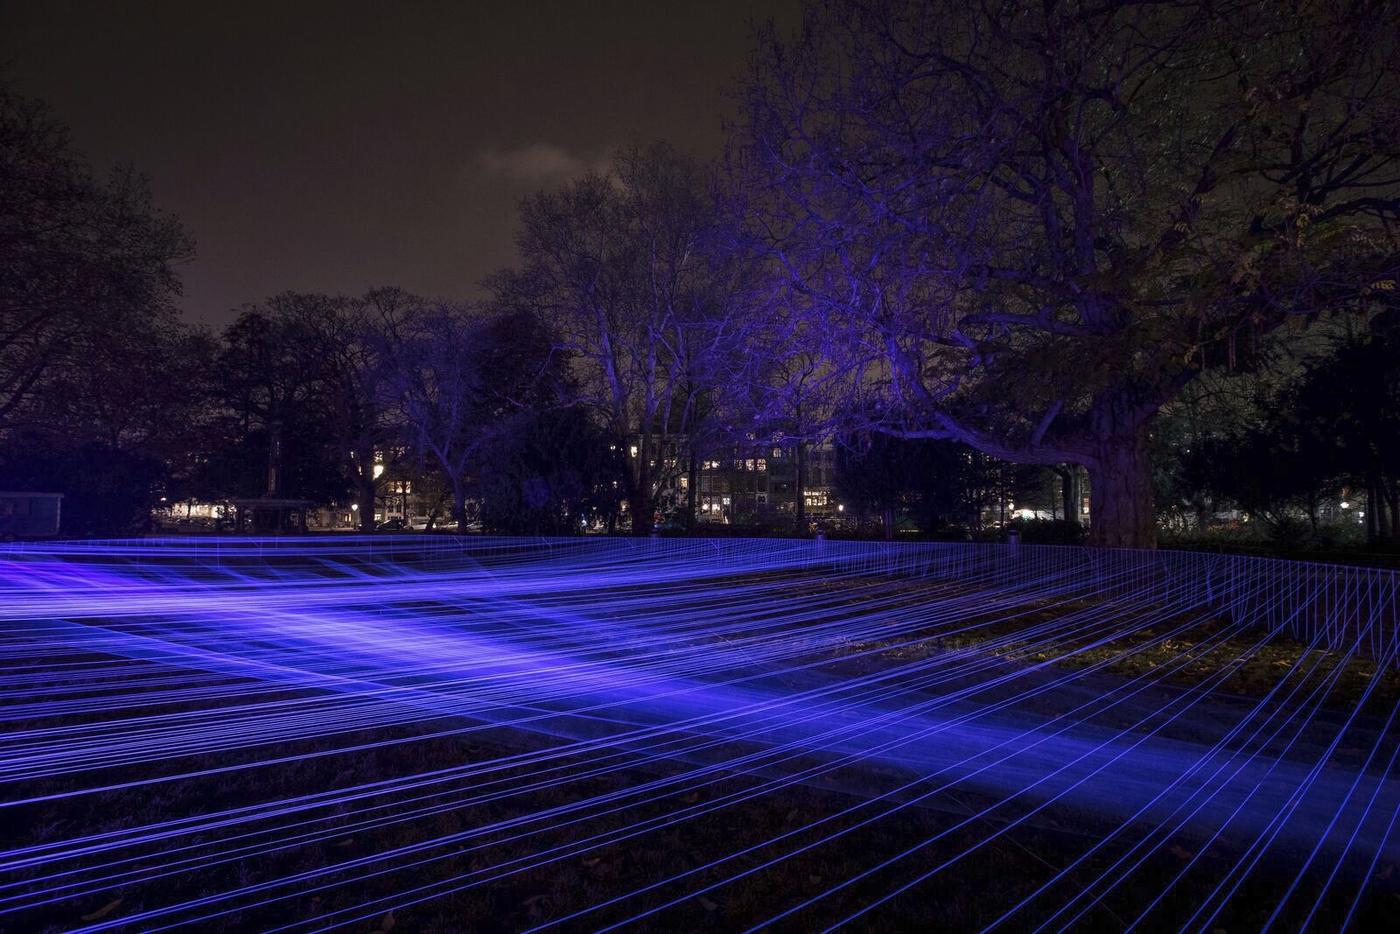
734 0 1400 547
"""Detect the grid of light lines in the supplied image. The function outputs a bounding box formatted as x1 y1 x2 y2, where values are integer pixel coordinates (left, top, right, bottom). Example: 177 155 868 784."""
3 536 1399 931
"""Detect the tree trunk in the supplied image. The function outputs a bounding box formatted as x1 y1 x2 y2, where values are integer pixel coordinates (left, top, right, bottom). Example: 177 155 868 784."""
1084 429 1156 549
1389 481 1400 543
267 419 284 497
452 483 467 533
629 489 652 535
630 437 652 535
794 441 807 534
1194 495 1212 531
1376 479 1394 543
1366 477 1380 543
686 443 699 528
357 442 376 534
358 484 376 533
1056 465 1081 528
883 505 895 541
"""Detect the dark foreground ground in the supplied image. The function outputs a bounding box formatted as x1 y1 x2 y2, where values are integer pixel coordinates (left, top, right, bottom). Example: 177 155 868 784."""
4 547 1399 932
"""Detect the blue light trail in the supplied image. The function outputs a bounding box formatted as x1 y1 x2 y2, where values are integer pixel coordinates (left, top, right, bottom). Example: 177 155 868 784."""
1 536 1397 930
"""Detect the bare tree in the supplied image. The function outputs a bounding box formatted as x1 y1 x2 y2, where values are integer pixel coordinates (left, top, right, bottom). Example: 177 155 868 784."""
395 303 564 530
734 0 1400 546
736 304 846 533
394 304 490 530
495 143 751 532
315 288 423 532
216 295 340 502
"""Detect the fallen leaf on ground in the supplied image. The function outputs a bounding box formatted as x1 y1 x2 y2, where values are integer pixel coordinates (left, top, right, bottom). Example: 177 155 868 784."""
81 899 123 922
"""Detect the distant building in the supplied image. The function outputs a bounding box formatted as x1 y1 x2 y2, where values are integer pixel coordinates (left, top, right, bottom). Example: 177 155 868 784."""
149 437 844 535
655 438 840 527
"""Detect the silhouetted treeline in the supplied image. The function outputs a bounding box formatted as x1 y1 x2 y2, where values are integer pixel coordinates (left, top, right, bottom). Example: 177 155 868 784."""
1156 312 1400 549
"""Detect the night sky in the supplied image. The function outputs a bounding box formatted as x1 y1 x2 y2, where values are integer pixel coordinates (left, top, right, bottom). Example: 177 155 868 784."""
1 1 798 328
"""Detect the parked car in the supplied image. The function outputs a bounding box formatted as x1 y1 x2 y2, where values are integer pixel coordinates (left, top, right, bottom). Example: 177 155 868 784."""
376 518 408 531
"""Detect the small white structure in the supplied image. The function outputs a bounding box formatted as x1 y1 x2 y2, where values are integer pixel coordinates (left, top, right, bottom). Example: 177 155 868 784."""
0 492 63 538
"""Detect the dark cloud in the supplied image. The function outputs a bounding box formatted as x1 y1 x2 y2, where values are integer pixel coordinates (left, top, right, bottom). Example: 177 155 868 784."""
476 143 611 183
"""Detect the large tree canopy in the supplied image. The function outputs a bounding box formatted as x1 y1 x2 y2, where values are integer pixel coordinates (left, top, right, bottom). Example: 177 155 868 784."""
734 0 1400 546
491 143 755 532
0 82 192 432
395 303 571 530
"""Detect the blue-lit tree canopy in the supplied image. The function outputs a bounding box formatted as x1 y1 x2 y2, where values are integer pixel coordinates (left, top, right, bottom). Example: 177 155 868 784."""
730 0 1400 548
